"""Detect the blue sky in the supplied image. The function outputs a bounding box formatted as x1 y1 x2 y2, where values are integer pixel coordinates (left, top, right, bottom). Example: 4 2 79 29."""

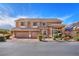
0 3 79 27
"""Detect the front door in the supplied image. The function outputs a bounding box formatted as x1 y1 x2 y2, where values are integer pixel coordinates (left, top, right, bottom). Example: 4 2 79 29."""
42 30 48 38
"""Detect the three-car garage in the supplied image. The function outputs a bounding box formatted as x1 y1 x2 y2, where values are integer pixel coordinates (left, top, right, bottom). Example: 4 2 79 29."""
13 31 39 39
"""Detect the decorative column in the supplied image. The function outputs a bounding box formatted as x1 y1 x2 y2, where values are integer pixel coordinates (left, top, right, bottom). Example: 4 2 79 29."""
49 27 52 38
29 31 31 39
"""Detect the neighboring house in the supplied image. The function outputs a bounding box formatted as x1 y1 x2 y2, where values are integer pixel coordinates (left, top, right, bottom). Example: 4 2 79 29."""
12 18 64 39
70 22 79 37
63 22 79 37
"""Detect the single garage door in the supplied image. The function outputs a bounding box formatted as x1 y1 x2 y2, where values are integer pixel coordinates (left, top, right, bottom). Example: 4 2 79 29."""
15 31 29 38
31 31 39 39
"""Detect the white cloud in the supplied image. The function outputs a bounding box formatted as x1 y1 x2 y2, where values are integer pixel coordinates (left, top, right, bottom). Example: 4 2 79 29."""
0 15 73 29
16 15 30 18
57 15 73 21
0 4 74 29
0 16 16 27
0 4 16 28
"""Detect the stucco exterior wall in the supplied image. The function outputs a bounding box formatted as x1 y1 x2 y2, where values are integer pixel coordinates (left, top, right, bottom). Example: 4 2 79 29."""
12 18 63 39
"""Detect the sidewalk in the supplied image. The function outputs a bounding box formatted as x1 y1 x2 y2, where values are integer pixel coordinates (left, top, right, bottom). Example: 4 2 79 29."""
7 38 39 43
7 38 78 43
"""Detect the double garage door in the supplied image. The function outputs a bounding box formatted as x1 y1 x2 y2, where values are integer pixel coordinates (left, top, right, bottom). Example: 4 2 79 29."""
15 31 39 39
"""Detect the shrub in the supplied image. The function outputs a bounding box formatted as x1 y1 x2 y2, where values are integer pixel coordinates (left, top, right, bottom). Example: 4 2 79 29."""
54 34 59 38
53 33 62 40
0 36 6 42
38 35 43 41
63 34 73 41
75 37 79 41
38 32 43 41
5 34 11 39
63 37 70 41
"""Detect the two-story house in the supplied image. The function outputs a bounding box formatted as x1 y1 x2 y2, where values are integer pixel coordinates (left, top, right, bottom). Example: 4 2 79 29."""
12 18 64 39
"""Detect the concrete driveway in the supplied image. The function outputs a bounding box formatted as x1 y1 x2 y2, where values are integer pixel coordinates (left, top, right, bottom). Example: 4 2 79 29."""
0 39 79 56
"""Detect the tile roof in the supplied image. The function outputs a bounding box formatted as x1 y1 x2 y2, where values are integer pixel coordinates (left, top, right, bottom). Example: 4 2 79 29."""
15 18 62 22
12 27 40 31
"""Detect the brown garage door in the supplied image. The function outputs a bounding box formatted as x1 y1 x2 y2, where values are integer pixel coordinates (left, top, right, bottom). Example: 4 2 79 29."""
15 31 29 38
31 31 39 39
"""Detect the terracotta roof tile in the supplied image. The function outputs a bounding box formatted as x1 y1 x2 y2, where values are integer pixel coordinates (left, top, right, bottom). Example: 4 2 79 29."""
15 18 62 22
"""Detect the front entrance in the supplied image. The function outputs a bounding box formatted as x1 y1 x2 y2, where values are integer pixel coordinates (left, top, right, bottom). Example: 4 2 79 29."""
42 30 48 38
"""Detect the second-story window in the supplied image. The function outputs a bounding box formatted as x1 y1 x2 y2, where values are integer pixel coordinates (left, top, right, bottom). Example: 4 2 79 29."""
33 22 38 26
42 22 47 26
21 22 25 26
43 23 45 26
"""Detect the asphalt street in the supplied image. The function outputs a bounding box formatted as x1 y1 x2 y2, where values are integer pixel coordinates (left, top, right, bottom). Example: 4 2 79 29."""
0 40 79 56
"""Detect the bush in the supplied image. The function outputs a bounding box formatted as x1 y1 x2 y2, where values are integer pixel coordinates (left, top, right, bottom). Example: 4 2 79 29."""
5 35 11 39
75 37 79 41
53 33 62 40
63 37 70 41
38 35 43 41
0 36 6 42
63 34 73 40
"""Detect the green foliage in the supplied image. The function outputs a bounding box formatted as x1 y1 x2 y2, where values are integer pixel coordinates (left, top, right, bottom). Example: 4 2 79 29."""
0 29 11 39
5 34 11 39
64 34 72 38
75 37 79 41
53 30 62 40
62 34 73 41
38 32 43 41
38 35 43 41
54 34 59 38
0 29 10 34
64 35 72 38
53 34 58 40
0 36 6 42
76 32 79 34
